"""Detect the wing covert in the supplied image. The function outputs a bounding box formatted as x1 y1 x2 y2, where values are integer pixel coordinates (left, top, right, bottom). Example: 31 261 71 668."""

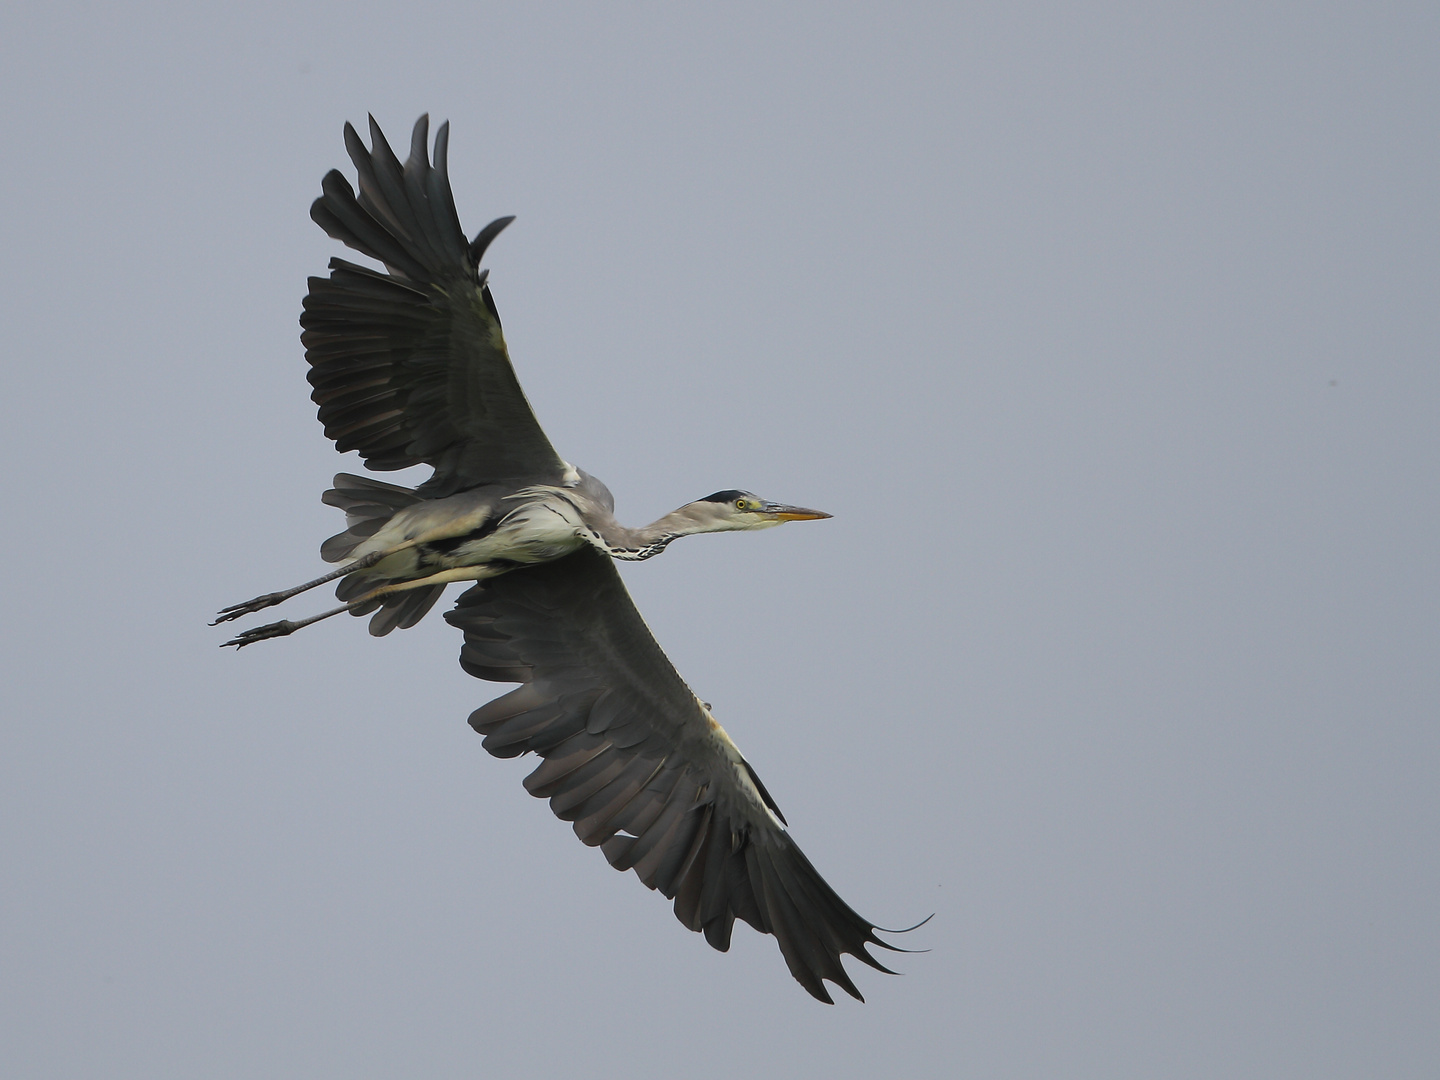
444 547 902 1002
302 115 566 496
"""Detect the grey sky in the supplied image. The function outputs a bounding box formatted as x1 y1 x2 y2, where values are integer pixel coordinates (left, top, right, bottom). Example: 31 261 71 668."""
2 2 1435 1077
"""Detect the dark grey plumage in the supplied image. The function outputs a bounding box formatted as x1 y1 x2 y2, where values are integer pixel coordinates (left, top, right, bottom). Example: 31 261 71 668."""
448 547 903 1002
305 115 565 496
219 114 914 1002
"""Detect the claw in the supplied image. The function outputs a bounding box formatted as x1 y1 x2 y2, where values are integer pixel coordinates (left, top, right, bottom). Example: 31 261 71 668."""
212 592 286 624
221 620 299 648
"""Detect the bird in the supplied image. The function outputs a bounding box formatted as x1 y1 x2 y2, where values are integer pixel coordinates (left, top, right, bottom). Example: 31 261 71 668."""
216 114 916 1003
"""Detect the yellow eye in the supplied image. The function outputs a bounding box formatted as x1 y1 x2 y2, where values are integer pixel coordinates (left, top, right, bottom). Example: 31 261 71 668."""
735 499 748 510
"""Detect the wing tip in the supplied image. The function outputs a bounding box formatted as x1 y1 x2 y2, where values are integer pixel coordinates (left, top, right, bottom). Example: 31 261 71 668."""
468 215 516 267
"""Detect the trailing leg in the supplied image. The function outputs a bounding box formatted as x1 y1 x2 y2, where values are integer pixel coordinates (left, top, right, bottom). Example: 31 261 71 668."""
220 564 504 647
212 549 391 624
220 603 353 648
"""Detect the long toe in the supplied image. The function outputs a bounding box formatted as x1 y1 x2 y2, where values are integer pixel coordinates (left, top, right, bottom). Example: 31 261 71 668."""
221 620 298 648
212 592 286 624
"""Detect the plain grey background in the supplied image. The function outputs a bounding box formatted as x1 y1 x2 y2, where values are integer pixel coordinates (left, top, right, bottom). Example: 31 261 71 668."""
2 2 1435 1077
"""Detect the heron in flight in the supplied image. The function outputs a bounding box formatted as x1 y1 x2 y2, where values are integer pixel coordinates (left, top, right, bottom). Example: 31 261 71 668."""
217 115 913 1002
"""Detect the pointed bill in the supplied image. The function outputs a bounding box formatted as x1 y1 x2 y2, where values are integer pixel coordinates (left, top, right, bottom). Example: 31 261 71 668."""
762 503 831 522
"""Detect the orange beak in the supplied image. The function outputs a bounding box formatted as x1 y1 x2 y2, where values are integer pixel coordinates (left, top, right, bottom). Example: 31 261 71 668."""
762 503 832 522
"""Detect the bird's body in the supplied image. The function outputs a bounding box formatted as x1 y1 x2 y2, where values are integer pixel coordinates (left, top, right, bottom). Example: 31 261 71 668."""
343 479 595 592
218 114 914 1002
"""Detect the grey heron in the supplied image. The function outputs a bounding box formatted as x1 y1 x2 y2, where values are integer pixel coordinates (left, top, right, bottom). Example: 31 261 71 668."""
217 115 915 1003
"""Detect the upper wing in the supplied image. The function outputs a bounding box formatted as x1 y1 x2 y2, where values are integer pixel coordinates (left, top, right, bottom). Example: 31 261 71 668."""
444 546 903 1003
302 115 566 497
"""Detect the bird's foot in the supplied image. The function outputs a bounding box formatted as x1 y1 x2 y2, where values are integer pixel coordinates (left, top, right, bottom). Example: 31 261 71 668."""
221 619 300 649
212 592 287 624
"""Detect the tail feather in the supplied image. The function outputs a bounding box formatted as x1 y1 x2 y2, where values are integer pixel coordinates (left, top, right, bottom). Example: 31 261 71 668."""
366 584 446 636
319 472 421 563
320 473 443 635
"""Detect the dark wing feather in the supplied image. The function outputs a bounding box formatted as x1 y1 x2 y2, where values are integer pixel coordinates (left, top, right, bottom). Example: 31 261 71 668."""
444 547 901 1003
302 115 566 496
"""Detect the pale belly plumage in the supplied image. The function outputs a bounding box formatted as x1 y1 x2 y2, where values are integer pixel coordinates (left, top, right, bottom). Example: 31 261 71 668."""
350 487 592 590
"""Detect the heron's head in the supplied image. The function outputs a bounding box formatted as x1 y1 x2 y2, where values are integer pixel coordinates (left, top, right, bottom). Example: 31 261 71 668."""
678 489 832 533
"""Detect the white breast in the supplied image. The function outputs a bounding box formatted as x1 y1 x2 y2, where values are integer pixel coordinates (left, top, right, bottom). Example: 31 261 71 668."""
472 490 588 565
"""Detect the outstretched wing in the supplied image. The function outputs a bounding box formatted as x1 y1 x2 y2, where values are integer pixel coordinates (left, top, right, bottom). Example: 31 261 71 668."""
444 547 902 1003
303 115 566 497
